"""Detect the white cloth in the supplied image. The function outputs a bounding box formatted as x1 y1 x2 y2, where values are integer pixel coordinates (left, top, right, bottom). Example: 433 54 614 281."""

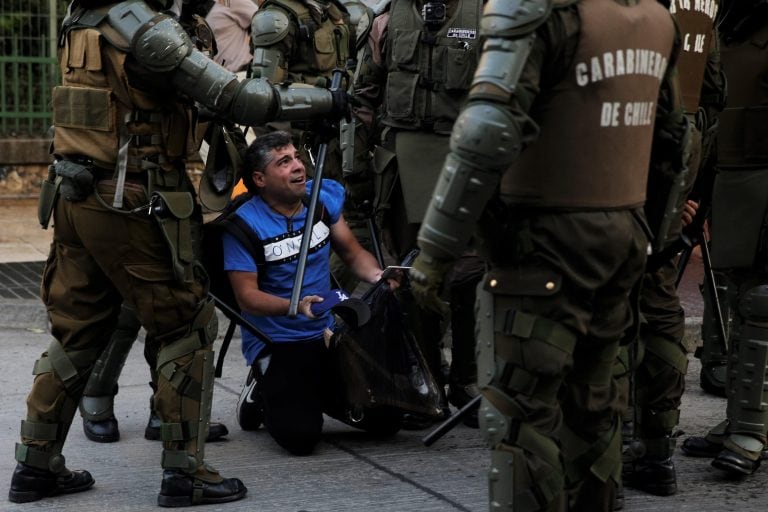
206 0 259 72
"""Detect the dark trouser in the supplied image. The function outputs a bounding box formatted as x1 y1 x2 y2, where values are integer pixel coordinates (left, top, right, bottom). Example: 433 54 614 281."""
446 254 485 400
705 168 768 457
258 338 333 455
478 209 648 511
616 259 687 457
18 176 217 478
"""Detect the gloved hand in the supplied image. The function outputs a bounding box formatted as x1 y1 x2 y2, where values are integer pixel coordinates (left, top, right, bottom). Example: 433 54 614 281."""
409 253 454 317
329 88 354 122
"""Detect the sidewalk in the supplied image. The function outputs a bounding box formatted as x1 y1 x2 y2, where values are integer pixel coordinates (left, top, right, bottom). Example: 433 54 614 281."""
2 200 765 512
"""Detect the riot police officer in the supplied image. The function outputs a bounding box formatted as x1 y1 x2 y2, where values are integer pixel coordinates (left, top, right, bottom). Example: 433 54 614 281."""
620 0 724 497
681 0 768 476
78 0 237 446
8 0 346 506
350 0 486 428
410 0 688 509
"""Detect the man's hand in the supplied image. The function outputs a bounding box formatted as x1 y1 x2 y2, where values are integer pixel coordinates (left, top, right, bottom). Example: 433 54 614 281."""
409 253 453 316
681 199 699 227
298 295 323 319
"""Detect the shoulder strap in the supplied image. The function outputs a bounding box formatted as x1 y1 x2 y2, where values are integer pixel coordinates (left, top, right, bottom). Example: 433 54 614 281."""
302 194 329 226
221 214 266 266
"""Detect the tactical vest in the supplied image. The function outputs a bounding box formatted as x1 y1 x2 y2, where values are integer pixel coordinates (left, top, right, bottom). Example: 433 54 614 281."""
716 22 768 170
501 0 674 209
52 7 199 172
382 0 482 134
263 0 351 84
671 0 719 113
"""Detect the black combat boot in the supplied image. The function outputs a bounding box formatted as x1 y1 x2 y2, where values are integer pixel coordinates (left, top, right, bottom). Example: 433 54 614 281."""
157 470 246 507
711 435 764 476
83 415 120 443
623 456 677 496
9 462 94 503
680 435 723 457
623 437 677 496
712 448 761 475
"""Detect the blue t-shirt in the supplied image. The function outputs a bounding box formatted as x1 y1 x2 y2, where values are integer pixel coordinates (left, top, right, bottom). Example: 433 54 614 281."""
222 179 344 365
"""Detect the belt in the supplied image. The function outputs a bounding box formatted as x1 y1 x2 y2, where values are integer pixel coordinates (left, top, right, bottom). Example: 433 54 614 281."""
91 166 147 185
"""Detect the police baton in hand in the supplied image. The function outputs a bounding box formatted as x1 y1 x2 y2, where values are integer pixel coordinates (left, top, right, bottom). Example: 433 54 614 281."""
288 69 346 317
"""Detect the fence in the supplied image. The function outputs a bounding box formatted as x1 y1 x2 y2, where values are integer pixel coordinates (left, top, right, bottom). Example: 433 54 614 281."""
0 0 64 137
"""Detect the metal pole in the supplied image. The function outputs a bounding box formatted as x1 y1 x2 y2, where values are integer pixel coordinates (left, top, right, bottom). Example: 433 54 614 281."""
288 70 344 317
48 0 57 62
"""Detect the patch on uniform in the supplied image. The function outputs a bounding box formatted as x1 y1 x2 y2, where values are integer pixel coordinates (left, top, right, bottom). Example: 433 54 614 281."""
447 27 476 39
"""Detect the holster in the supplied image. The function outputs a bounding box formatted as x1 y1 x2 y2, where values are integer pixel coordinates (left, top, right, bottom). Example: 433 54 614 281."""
151 190 196 283
54 160 95 202
37 164 61 229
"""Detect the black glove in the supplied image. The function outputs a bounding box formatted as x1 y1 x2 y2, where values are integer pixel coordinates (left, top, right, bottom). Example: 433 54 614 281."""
329 88 352 123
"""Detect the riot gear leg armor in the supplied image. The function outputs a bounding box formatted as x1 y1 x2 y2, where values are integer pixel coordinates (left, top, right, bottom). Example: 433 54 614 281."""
698 273 730 397
155 299 218 474
715 283 768 473
16 335 106 472
476 284 576 510
79 304 141 442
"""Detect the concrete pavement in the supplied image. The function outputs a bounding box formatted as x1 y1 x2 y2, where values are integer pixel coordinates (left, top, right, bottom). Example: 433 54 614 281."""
1 200 766 511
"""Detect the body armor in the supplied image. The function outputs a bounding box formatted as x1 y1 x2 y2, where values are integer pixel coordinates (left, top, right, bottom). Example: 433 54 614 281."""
710 20 768 269
382 0 482 134
502 0 674 210
54 0 338 172
716 22 768 169
251 0 351 85
670 0 719 113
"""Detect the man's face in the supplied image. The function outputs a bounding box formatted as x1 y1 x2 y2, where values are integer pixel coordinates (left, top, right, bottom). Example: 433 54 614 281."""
253 144 307 202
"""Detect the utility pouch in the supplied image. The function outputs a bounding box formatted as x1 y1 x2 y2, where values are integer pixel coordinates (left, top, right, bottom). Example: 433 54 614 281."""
151 190 195 283
54 160 95 202
38 165 62 229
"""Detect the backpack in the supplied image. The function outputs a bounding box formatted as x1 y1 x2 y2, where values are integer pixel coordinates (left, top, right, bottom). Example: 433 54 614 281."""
202 192 328 375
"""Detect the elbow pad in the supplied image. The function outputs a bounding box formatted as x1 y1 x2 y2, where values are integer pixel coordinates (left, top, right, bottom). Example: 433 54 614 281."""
481 0 552 38
228 79 281 126
108 1 193 72
228 81 336 126
418 102 522 259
